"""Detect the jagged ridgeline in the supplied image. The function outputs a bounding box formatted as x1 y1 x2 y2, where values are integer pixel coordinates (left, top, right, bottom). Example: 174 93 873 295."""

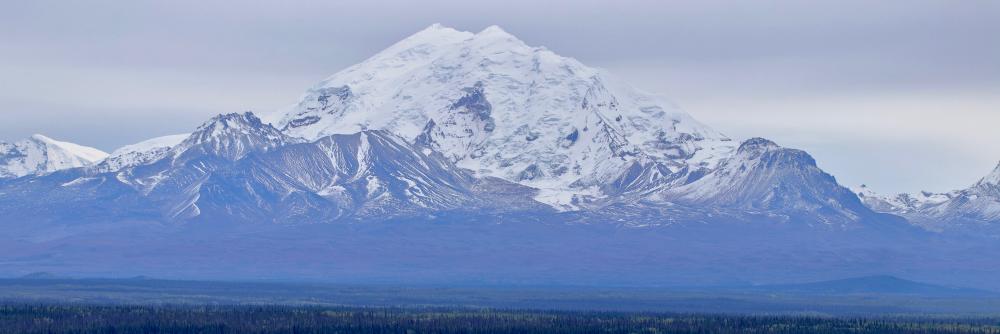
1 24 890 228
855 162 1000 237
1 25 999 288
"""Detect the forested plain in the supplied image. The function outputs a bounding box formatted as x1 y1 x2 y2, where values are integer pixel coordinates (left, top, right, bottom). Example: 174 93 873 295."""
2 304 1000 334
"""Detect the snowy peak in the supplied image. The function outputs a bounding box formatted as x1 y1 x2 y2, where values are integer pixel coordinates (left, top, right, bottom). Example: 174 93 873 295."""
0 134 108 178
736 137 781 155
109 112 304 220
472 25 526 47
268 24 733 207
194 112 270 134
27 134 108 163
729 138 816 170
662 138 875 226
477 25 512 37
172 112 301 162
29 134 51 143
975 161 1000 188
729 138 820 171
401 23 475 47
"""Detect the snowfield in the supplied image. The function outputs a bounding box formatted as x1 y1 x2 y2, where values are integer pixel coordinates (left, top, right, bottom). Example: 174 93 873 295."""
264 24 733 208
1 134 107 178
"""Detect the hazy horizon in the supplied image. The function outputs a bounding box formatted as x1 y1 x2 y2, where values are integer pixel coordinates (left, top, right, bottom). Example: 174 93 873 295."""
2 0 998 194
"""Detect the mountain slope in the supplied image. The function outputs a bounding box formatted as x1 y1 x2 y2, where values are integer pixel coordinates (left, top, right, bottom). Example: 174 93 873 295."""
0 112 538 224
0 134 108 178
0 114 301 223
265 24 733 208
189 129 537 223
655 138 887 228
95 134 188 172
857 162 1000 236
112 112 308 219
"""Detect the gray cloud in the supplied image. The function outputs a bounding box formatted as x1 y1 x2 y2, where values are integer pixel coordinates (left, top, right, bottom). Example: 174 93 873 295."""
1 0 998 193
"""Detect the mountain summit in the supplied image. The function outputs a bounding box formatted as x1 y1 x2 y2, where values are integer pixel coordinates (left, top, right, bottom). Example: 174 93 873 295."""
659 138 881 227
265 24 733 208
170 112 302 163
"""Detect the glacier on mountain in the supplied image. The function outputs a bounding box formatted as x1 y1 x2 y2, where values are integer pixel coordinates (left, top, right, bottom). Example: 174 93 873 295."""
264 24 733 208
0 134 108 178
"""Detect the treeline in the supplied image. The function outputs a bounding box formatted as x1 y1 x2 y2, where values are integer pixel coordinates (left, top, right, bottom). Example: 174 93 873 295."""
1 304 999 334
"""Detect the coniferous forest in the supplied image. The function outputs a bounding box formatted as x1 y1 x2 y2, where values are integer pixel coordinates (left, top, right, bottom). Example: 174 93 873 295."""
2 304 1000 334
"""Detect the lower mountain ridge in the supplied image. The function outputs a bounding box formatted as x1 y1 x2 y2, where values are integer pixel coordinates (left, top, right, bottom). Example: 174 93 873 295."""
5 111 996 290
0 112 890 228
854 162 1000 237
0 113 542 224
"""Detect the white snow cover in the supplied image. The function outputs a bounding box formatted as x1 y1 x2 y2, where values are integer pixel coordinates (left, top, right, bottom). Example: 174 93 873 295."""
976 161 1000 187
265 24 733 207
170 112 300 162
855 161 1000 230
0 134 108 178
852 184 949 213
96 134 188 172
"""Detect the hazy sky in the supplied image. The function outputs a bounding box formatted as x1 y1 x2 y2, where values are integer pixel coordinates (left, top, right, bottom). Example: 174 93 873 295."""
2 0 998 194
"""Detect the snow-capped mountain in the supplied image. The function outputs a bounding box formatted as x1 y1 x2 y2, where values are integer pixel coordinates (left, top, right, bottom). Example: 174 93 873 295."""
111 112 306 219
855 162 1000 235
170 112 303 163
0 134 108 178
0 114 302 222
0 25 896 229
0 112 540 223
655 138 884 227
853 185 949 216
265 24 733 208
95 134 188 172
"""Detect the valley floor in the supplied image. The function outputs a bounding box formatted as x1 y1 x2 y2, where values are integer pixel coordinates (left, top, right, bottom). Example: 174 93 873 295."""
2 278 1000 316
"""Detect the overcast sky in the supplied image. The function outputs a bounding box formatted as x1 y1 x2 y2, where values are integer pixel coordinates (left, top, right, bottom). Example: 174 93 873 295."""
2 0 998 194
